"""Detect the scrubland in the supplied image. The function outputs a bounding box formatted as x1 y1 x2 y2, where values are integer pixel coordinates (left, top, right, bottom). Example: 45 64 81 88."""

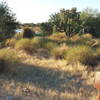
0 33 100 100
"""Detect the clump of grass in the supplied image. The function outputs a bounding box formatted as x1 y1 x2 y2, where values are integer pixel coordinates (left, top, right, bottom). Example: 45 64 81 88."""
5 38 17 47
96 48 100 60
49 32 67 41
51 44 68 59
82 33 93 39
69 35 94 46
31 38 41 49
66 45 96 66
0 48 19 72
15 39 33 53
44 42 57 51
15 38 56 54
70 35 81 42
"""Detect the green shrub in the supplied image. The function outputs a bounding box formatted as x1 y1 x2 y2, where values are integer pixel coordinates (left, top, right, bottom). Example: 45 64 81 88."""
23 28 35 38
66 45 96 66
0 48 19 72
15 39 33 53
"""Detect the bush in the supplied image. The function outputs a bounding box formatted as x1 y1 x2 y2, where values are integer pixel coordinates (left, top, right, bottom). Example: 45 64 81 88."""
0 48 19 72
70 35 94 46
44 42 57 51
31 38 41 50
23 28 35 38
15 39 33 53
36 38 50 48
51 44 68 59
66 45 96 66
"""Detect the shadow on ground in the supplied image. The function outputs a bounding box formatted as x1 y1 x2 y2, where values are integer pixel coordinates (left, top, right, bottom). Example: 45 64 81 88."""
1 62 96 94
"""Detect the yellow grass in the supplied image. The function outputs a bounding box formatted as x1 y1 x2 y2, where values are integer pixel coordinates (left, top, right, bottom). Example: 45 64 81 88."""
0 48 98 100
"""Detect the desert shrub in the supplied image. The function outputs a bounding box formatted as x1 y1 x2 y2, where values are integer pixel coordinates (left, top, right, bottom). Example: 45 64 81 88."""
66 45 96 66
23 28 35 38
0 48 19 72
91 39 100 48
49 32 67 41
15 39 33 53
15 37 57 53
74 38 93 46
5 38 17 47
44 42 57 51
82 33 93 39
31 38 41 50
96 48 100 60
31 37 51 49
70 35 81 42
38 38 50 48
51 44 68 59
70 35 94 46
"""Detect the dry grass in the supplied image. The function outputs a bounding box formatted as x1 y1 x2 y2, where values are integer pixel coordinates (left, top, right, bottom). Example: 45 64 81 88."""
65 45 97 66
0 48 98 100
82 33 93 39
51 44 68 59
49 32 67 42
0 34 100 100
5 38 17 47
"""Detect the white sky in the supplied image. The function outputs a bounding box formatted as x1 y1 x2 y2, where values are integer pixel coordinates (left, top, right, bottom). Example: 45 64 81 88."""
6 0 60 23
1 0 100 23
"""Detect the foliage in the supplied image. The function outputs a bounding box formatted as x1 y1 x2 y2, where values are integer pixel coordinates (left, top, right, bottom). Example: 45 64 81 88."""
80 8 100 37
31 38 41 49
53 25 57 33
0 48 19 72
23 28 35 38
40 22 53 36
49 7 81 37
66 45 96 66
96 48 100 60
44 42 57 51
15 39 33 53
0 1 18 40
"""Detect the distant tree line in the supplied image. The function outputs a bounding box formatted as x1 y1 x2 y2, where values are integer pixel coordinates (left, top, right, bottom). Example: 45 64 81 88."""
40 7 100 37
0 0 100 40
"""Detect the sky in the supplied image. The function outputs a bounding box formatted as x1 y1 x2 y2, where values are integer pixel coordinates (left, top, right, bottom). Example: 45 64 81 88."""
1 0 100 23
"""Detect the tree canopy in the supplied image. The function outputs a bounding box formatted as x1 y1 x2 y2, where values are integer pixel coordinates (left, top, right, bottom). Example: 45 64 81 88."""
47 7 100 37
0 1 18 40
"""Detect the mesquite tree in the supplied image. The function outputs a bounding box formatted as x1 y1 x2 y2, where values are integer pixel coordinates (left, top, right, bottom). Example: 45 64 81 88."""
0 1 18 40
